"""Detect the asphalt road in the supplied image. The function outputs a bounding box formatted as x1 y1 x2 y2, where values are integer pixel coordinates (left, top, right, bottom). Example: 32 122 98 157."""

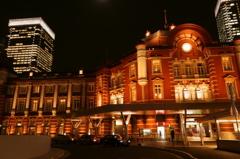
52 143 184 159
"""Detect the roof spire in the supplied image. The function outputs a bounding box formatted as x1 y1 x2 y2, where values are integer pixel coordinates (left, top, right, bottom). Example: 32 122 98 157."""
164 10 169 29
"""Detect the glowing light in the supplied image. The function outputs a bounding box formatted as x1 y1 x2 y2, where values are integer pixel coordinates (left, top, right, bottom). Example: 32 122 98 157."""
115 120 122 125
29 72 33 77
8 17 55 39
145 30 150 37
182 43 192 52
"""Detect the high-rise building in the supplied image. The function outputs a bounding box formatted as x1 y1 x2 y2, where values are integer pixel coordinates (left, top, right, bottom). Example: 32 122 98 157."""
6 17 55 73
215 0 240 42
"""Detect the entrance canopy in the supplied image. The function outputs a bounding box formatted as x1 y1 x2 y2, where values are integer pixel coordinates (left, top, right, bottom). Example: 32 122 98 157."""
54 102 236 121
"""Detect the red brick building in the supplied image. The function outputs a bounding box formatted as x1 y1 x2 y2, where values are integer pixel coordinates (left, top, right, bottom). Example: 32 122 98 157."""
1 23 240 141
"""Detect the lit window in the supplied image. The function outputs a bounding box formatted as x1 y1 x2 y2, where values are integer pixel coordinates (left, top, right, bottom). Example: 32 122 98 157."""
33 86 40 93
58 99 66 111
154 84 162 99
130 86 136 102
152 60 161 74
44 99 52 111
31 100 38 111
222 56 233 71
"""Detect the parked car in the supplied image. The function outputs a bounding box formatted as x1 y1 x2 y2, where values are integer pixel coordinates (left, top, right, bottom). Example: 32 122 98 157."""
78 134 101 145
100 134 130 147
52 135 77 144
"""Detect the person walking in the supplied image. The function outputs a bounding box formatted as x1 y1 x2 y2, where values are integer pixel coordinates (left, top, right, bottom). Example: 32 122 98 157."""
170 129 175 145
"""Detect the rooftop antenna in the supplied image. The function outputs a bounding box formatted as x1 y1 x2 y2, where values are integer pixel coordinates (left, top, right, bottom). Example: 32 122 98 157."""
164 10 169 29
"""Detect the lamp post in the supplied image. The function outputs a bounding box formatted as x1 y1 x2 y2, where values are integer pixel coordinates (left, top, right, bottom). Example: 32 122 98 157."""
228 83 240 143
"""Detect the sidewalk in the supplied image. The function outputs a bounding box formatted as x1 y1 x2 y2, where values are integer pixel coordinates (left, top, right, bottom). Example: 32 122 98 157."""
131 139 240 159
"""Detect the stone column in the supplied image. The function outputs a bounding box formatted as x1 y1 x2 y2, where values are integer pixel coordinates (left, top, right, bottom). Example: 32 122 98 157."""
111 120 115 135
81 83 86 109
136 42 148 102
11 85 19 116
24 85 32 116
66 84 72 113
52 84 59 116
39 85 45 116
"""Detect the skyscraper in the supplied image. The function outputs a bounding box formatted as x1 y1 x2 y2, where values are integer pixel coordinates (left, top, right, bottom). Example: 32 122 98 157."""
6 17 55 73
215 0 240 42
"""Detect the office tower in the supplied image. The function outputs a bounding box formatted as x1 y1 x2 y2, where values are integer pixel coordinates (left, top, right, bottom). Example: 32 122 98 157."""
215 0 240 42
6 17 55 73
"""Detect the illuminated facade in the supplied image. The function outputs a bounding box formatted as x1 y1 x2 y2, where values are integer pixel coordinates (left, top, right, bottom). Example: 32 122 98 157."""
1 23 240 143
215 0 240 42
6 17 55 74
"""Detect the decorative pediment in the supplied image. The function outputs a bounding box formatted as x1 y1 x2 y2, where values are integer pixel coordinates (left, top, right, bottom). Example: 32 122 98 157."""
151 76 164 81
223 74 237 83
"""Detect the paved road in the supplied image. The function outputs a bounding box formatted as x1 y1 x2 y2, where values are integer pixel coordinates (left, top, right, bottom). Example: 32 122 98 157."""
52 143 184 159
51 140 240 159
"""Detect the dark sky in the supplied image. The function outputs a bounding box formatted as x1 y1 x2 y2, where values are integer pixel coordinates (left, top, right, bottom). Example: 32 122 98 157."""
0 0 218 72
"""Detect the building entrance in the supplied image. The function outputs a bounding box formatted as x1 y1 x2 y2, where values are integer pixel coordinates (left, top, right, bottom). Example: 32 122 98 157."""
157 126 165 139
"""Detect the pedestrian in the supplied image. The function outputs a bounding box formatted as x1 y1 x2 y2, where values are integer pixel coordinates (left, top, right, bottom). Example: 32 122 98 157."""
170 129 175 145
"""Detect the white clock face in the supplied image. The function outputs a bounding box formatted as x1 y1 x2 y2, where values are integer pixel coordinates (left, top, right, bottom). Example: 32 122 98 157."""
182 43 192 52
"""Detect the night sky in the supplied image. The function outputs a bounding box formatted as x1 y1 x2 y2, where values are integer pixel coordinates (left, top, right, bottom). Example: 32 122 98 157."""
0 0 218 72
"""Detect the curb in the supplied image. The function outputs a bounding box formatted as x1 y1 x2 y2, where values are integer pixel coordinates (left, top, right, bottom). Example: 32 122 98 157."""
131 145 197 159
